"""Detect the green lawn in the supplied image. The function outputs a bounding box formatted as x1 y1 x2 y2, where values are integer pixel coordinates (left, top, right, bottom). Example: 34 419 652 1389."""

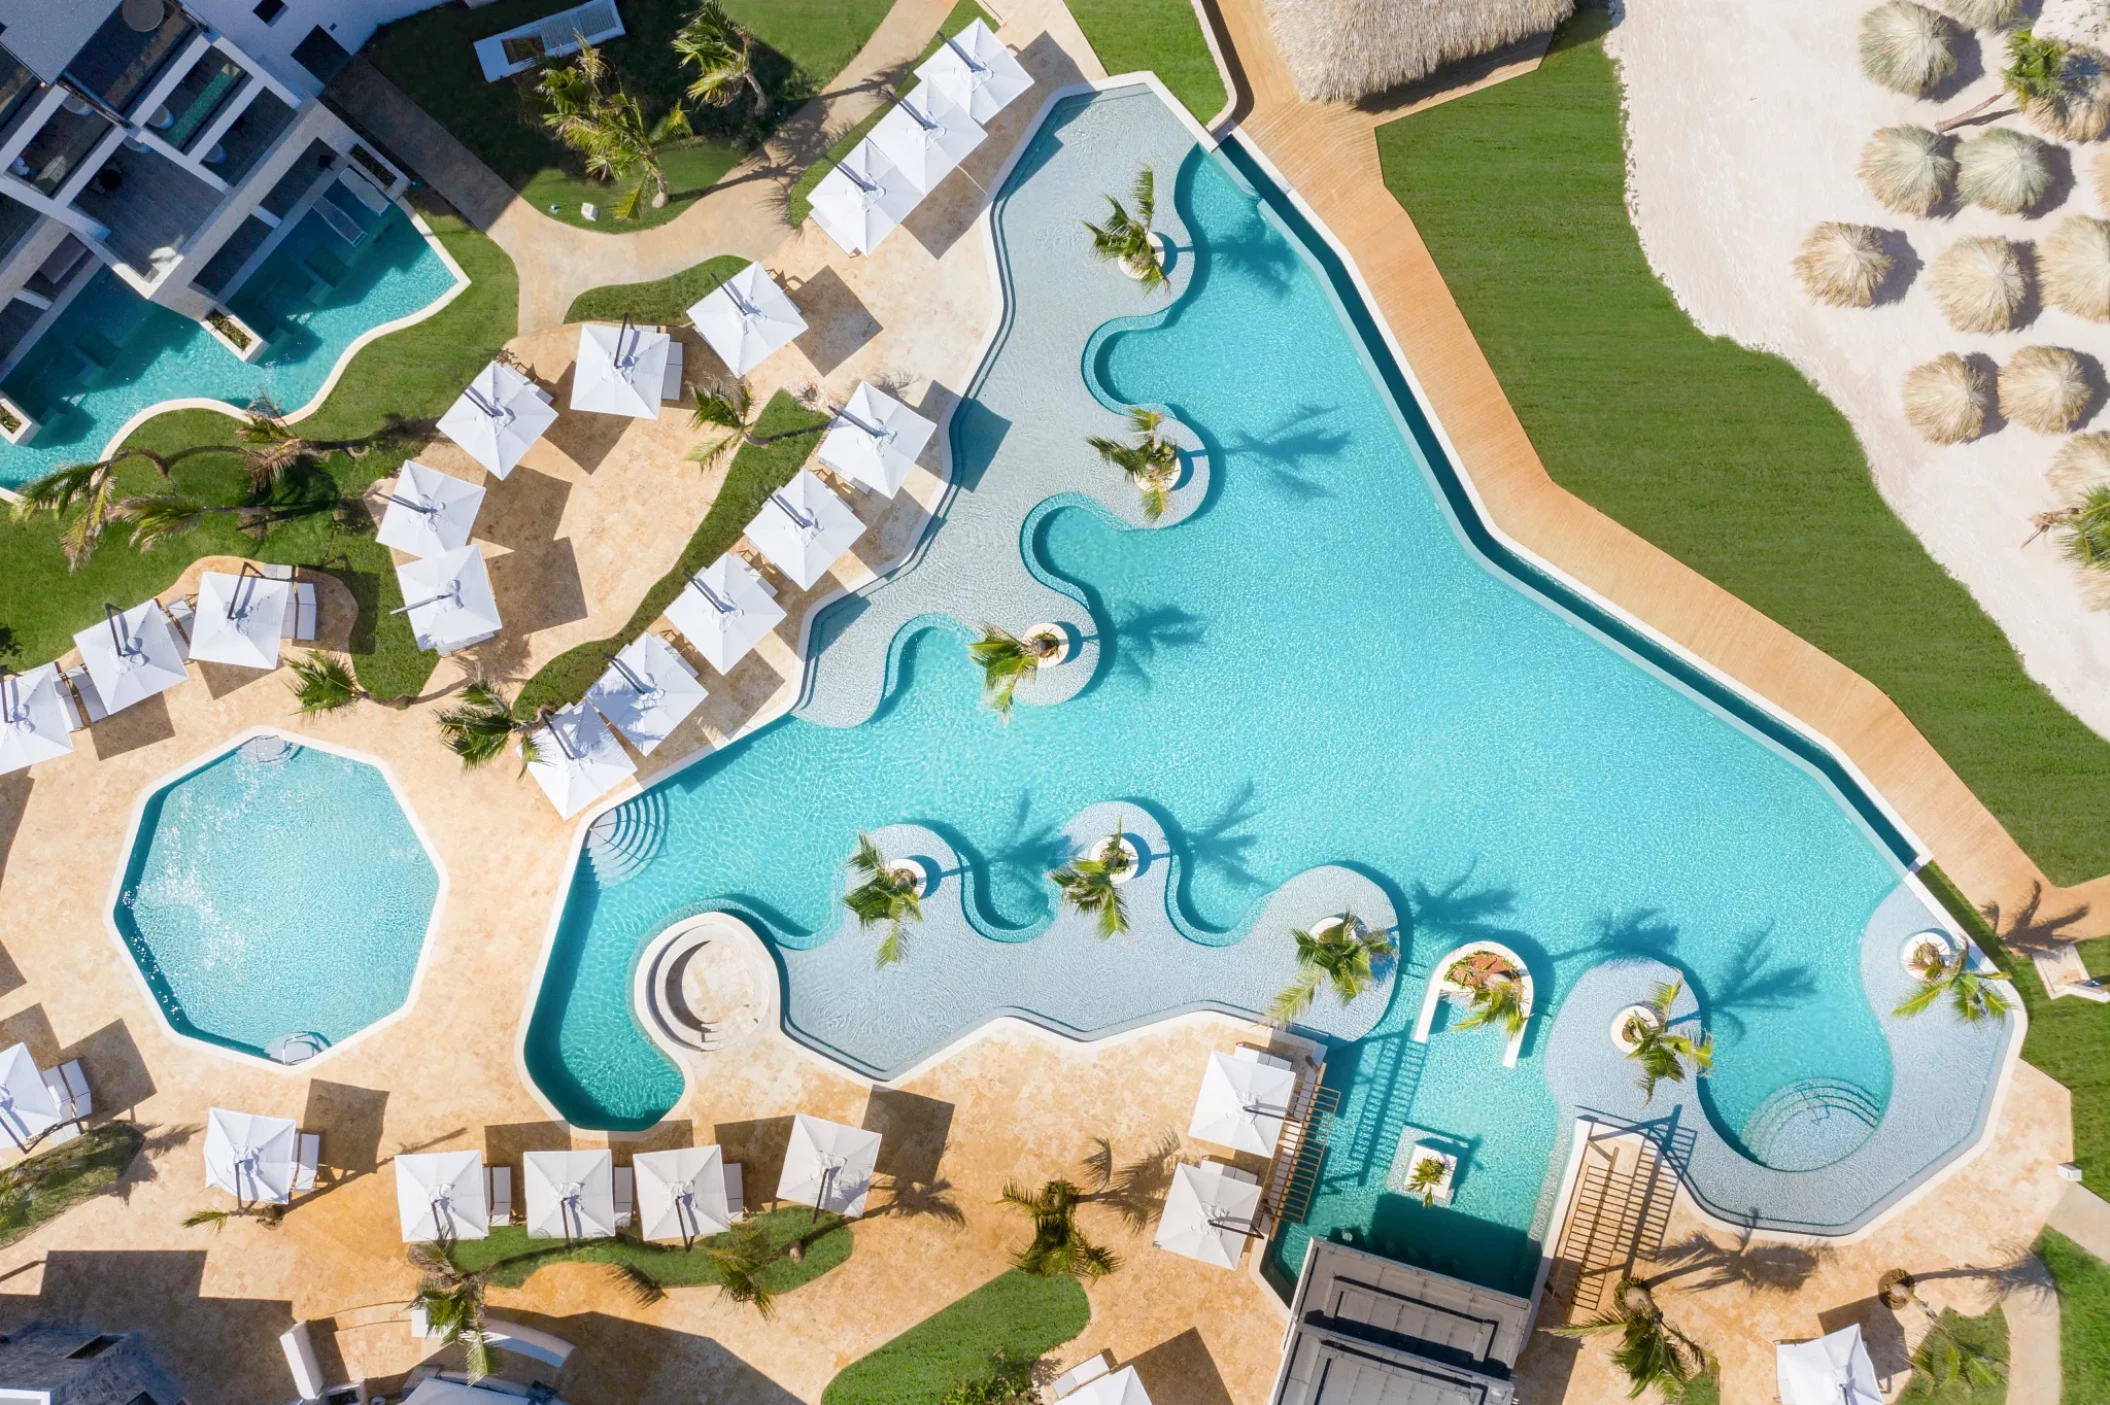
822 1270 1090 1405
0 1125 144 1251
517 389 829 711
2036 1229 2110 1402
565 253 752 325
1376 6 2110 887
447 1207 851 1293
0 210 518 701
1069 0 1227 125
367 0 892 233
1898 1306 2008 1404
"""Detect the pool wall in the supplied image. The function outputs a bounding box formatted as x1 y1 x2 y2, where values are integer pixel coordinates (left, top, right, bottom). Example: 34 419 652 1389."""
102 725 450 1071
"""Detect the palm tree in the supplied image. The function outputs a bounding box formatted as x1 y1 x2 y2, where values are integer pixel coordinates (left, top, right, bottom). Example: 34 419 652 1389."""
1049 823 1133 938
1623 978 1714 1105
1911 1327 2005 1397
1895 946 2014 1022
675 1 768 116
1406 1154 1448 1208
1086 407 1182 521
843 832 922 967
436 681 546 772
1084 166 1166 294
538 40 694 219
410 1242 502 1383
684 378 824 470
968 625 1062 715
9 449 171 568
1451 961 1529 1038
110 494 311 552
236 395 395 488
703 1221 783 1317
1554 1276 1709 1400
999 1178 1119 1280
2057 485 2110 567
1940 28 2079 131
287 652 368 714
1270 913 1394 1022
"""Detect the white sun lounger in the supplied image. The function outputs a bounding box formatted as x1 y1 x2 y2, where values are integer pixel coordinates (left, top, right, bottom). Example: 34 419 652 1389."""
294 1132 321 1193
614 1165 634 1228
279 582 318 641
486 1165 513 1225
62 668 106 724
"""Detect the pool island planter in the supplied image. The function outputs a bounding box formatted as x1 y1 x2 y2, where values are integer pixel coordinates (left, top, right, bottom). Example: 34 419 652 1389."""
1025 622 1076 667
1610 1004 1660 1054
0 392 37 445
1412 940 1533 1068
887 856 939 898
201 307 268 364
1087 833 1143 884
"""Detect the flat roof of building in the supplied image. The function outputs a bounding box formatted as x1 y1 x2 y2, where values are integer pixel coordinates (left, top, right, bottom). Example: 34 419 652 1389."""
0 0 123 83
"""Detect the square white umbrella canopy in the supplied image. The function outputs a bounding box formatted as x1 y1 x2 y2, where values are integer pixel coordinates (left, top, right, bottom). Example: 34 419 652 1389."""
1188 1050 1297 1156
869 85 985 194
523 1149 617 1239
1153 1162 1261 1268
663 555 786 674
809 139 922 257
186 570 294 670
1777 1326 1882 1405
747 469 863 591
687 264 807 378
571 320 672 419
527 700 637 820
0 1043 64 1147
395 1150 490 1243
0 665 74 775
914 20 1033 125
633 1145 733 1242
1065 1367 1153 1405
818 381 937 497
376 460 486 559
395 546 502 655
779 1114 882 1218
438 360 557 479
586 632 706 756
205 1107 300 1206
74 600 187 713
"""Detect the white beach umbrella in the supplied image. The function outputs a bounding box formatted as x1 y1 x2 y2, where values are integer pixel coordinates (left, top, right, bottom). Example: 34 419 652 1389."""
633 1145 733 1243
394 546 501 655
395 1150 490 1243
522 1149 617 1240
0 1044 64 1149
526 701 636 820
818 382 937 497
870 85 985 193
186 568 293 670
1188 1050 1297 1156
438 360 557 479
914 20 1033 125
74 600 187 714
746 469 863 591
809 140 922 257
662 555 786 674
0 666 74 775
1153 1162 1261 1268
778 1114 882 1218
586 632 706 756
571 318 672 419
1065 1367 1153 1405
204 1107 300 1206
687 264 807 378
1777 1326 1882 1405
376 461 486 559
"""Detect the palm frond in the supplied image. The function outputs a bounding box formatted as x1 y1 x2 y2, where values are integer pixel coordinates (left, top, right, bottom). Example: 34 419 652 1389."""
604 1260 667 1305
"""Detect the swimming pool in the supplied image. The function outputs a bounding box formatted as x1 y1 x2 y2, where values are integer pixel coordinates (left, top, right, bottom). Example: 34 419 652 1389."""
111 733 441 1063
0 196 462 491
523 86 2009 1298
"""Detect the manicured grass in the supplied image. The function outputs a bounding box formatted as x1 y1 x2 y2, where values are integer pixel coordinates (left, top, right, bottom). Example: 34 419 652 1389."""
1376 6 2110 886
517 389 828 711
821 1270 1090 1405
1899 1306 2008 1404
0 210 518 701
565 254 752 325
2036 1229 2110 1402
448 1207 850 1291
0 1125 144 1250
1069 0 1227 125
787 0 994 226
366 0 890 232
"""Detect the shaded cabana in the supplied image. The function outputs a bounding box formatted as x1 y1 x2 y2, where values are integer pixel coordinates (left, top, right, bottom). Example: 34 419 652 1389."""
393 546 501 654
1152 1160 1261 1268
870 85 985 193
687 263 807 377
662 555 786 674
746 469 863 591
817 381 937 497
186 565 292 671
1188 1048 1297 1156
73 600 187 714
809 140 922 257
571 317 679 419
778 1114 882 1218
585 632 706 756
915 19 1033 124
376 460 486 559
438 359 558 479
526 701 637 820
394 1150 490 1244
633 1144 739 1244
522 1148 617 1240
0 666 75 775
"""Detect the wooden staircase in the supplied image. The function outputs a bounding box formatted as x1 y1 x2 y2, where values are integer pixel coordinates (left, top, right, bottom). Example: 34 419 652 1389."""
1261 1066 1341 1229
1547 1127 1681 1315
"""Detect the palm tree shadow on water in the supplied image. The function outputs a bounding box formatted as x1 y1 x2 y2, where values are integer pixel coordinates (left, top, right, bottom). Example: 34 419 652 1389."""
1693 924 1818 1041
1217 403 1352 503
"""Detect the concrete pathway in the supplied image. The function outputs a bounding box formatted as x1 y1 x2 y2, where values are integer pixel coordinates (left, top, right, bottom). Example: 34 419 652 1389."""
2048 1181 2110 1258
2004 1255 2063 1405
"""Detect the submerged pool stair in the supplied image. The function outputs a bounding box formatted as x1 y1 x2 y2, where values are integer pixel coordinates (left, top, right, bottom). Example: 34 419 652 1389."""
1262 1069 1341 1229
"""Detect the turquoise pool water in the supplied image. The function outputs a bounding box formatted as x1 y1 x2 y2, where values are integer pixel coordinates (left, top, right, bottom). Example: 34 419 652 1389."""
0 197 459 490
525 90 1914 1298
113 737 439 1060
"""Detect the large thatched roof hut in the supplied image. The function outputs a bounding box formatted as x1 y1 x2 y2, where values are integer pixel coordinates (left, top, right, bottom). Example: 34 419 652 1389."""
1259 0 1577 102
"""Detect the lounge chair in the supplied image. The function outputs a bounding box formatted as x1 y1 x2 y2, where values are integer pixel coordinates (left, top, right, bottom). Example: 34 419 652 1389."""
52 678 84 733
613 1165 633 1229
37 1060 90 1147
279 582 317 642
1049 1352 1112 1400
660 338 684 404
63 667 106 724
724 1162 745 1221
161 598 192 659
294 1132 320 1193
486 1165 512 1225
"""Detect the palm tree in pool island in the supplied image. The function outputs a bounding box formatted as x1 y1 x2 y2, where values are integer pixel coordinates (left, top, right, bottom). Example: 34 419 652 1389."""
842 832 923 967
968 624 1063 715
1405 1153 1448 1208
1447 950 1530 1038
1049 821 1136 938
1087 406 1182 521
999 1178 1119 1280
436 681 549 773
1622 978 1714 1105
1895 941 2013 1023
1555 1276 1711 1400
1270 913 1394 1022
1085 166 1167 293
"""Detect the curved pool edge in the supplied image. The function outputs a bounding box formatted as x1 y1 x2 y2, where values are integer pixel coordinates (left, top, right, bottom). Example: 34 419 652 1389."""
102 724 451 1073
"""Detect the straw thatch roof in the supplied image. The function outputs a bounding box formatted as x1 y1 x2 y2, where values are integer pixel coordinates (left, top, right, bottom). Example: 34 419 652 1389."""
2043 215 2110 319
1257 0 1575 102
1860 2 1961 95
2050 430 2110 499
1860 125 1957 215
1956 127 2055 213
1903 353 1994 443
1927 0 2022 26
2025 47 2110 141
1929 235 2032 331
1793 223 1894 307
2001 345 2094 432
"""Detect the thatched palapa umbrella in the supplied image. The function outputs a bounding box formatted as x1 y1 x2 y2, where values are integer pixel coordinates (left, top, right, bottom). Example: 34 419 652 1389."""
1929 235 2031 330
2041 215 2110 318
1860 125 1958 215
1925 0 2020 26
1956 127 2056 213
1793 223 1895 307
1257 0 1576 102
2025 46 2110 142
2049 431 2110 500
1860 1 1960 95
1903 353 1994 443
2001 345 2094 432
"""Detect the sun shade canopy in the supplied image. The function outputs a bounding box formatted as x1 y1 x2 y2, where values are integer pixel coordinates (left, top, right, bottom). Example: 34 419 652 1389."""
686 264 807 377
438 360 557 478
817 382 936 497
663 555 786 674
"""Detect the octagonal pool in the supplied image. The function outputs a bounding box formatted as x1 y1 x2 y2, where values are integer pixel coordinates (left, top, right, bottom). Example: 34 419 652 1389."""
111 733 440 1063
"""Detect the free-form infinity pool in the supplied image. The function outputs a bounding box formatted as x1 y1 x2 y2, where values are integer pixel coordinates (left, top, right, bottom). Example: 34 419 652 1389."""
524 87 2007 1298
113 735 440 1062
